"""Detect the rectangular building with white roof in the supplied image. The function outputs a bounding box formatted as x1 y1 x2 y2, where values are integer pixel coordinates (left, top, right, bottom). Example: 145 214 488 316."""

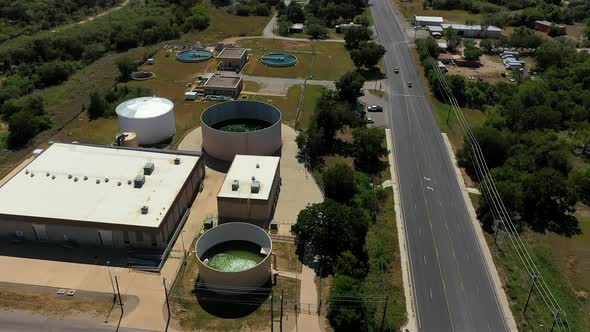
217 155 281 226
0 143 205 249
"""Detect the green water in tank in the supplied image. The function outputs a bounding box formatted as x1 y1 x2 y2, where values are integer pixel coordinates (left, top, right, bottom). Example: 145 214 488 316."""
203 240 265 272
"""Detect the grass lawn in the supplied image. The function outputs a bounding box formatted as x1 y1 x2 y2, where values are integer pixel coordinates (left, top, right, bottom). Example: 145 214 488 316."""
170 251 299 332
237 39 312 79
484 229 589 331
181 9 270 43
298 85 325 130
397 1 481 24
243 80 261 92
429 97 487 150
363 190 406 330
236 38 354 80
247 85 303 127
273 242 302 273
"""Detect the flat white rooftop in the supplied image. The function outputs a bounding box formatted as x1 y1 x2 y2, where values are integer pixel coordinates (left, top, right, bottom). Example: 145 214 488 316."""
415 16 444 23
0 143 199 228
218 155 280 201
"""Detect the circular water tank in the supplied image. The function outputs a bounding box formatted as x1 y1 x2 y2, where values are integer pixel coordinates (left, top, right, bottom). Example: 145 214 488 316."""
195 222 272 293
201 100 282 161
115 97 176 145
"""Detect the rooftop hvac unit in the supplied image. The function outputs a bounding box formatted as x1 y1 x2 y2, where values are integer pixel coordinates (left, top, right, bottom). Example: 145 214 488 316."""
143 162 155 175
141 206 149 214
250 180 260 193
174 157 181 165
231 180 240 191
134 174 146 188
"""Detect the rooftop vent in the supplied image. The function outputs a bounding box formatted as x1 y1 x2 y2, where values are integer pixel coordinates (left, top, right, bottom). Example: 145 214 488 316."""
46 172 50 177
251 176 256 181
51 175 55 180
256 163 260 169
250 180 260 194
141 206 149 214
105 178 109 183
128 180 132 185
231 179 239 191
68 174 72 179
174 157 181 165
96 179 101 184
134 174 145 188
143 161 155 175
83 176 88 181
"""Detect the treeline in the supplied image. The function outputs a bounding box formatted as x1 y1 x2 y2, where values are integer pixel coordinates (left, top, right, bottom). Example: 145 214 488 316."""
277 0 369 39
88 85 151 119
0 0 210 149
211 0 277 17
294 70 398 330
425 0 590 27
417 35 590 235
0 0 122 42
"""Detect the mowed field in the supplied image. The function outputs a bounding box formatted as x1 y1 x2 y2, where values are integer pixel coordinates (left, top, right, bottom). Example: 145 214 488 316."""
236 38 354 80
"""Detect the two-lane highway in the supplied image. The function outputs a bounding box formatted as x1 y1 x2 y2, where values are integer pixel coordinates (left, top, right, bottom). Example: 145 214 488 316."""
369 1 509 331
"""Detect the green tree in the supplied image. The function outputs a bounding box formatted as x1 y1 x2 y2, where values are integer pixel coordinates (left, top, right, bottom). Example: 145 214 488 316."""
292 200 368 272
254 4 270 16
353 14 370 26
306 23 327 39
569 166 590 204
443 27 462 51
116 57 137 82
479 39 495 54
463 46 483 61
278 19 291 36
37 60 76 87
350 41 386 69
458 126 512 177
286 2 305 22
334 251 367 279
344 25 372 50
328 275 366 331
87 91 109 119
535 38 576 72
322 163 357 203
335 71 366 103
352 127 388 174
236 4 251 16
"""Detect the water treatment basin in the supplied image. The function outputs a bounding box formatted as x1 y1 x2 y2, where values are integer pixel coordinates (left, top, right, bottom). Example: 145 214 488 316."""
260 53 298 67
176 49 213 63
195 222 272 292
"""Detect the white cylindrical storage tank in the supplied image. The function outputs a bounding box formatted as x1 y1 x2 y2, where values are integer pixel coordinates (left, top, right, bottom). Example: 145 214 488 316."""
195 222 272 293
115 97 176 145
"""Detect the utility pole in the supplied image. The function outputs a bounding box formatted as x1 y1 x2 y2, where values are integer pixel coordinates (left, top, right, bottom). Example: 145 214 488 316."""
523 274 539 315
106 260 116 301
280 290 284 332
380 296 389 332
550 312 560 332
270 289 274 332
163 278 171 332
494 218 501 244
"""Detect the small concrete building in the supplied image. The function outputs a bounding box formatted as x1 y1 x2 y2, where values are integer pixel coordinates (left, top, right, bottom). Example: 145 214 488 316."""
335 22 360 34
217 155 281 227
203 74 243 99
218 47 248 72
0 143 205 249
415 16 443 27
289 23 304 33
534 20 566 35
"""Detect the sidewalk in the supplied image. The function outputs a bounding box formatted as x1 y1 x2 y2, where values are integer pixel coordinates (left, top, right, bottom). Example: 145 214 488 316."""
441 133 517 332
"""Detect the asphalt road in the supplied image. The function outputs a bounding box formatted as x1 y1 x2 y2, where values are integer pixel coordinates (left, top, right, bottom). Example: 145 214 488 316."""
0 311 154 332
369 1 508 331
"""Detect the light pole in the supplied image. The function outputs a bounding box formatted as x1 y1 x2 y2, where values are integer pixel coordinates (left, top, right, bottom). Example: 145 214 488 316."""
106 260 116 299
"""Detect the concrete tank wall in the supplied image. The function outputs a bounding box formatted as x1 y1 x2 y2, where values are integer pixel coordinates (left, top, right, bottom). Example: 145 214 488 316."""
201 101 282 161
195 222 272 292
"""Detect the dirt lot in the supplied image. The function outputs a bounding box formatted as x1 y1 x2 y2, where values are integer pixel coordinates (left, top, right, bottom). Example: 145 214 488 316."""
0 282 124 323
447 54 507 80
